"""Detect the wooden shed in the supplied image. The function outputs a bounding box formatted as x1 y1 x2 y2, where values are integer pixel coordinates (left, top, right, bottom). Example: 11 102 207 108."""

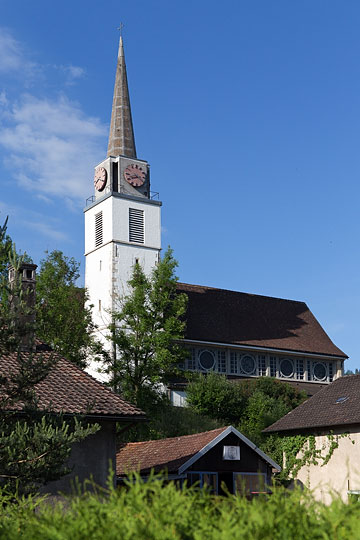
116 426 281 496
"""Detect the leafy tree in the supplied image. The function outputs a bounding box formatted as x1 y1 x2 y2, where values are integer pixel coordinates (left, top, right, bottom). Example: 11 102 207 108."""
187 372 306 458
185 372 247 424
0 216 12 280
35 250 104 369
0 222 98 495
106 247 188 410
345 369 360 375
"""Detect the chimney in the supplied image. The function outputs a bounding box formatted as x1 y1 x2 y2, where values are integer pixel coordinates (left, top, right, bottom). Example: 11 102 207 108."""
8 262 37 351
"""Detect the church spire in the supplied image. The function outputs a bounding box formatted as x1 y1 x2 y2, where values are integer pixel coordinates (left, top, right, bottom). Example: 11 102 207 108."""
107 35 137 158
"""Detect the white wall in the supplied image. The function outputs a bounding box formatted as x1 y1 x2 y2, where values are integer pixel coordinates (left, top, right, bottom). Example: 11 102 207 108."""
84 192 161 382
294 427 360 504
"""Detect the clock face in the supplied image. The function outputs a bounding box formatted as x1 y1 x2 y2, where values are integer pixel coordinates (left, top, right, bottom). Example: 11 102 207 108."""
94 167 107 191
124 164 146 187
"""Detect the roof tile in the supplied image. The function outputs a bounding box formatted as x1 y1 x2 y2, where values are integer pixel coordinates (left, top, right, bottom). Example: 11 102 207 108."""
116 427 227 475
264 375 360 433
178 283 346 358
0 344 145 420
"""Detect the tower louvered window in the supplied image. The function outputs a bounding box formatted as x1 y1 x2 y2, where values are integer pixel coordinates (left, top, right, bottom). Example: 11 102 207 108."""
95 211 103 247
129 208 144 243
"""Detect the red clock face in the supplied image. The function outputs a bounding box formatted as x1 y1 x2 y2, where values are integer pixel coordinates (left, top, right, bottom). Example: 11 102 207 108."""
94 167 107 191
124 164 146 187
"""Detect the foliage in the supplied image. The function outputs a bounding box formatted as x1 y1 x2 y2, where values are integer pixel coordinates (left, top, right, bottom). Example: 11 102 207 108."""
186 372 248 424
107 247 188 407
345 368 360 375
1 475 360 539
279 431 355 481
35 250 104 369
186 373 307 459
0 414 98 495
0 222 99 495
118 398 223 443
0 216 13 280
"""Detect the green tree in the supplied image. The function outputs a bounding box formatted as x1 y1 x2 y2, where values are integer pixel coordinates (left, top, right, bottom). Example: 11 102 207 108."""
187 372 306 459
107 247 188 410
0 223 98 495
185 372 247 424
35 250 104 369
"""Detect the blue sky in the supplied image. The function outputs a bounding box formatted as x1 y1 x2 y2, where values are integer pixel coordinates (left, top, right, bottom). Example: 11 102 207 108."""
1 1 360 370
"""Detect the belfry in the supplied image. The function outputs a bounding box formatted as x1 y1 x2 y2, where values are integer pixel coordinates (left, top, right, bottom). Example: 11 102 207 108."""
84 36 162 377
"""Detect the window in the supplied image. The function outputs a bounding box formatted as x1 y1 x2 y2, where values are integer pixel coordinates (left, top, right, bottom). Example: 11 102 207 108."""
187 472 218 494
230 351 238 374
335 396 348 404
129 208 144 243
258 355 267 376
296 359 304 380
307 360 312 381
280 358 293 378
270 356 277 378
233 472 267 496
95 211 103 247
240 355 256 375
199 350 215 371
186 348 196 371
313 362 327 381
223 446 240 460
217 350 226 373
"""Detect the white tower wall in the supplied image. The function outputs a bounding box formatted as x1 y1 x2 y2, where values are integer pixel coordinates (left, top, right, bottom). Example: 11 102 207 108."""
84 192 161 380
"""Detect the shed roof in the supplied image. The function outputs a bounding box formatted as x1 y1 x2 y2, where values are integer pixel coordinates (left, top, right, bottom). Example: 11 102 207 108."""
177 283 346 358
0 342 145 421
264 375 360 433
116 426 281 476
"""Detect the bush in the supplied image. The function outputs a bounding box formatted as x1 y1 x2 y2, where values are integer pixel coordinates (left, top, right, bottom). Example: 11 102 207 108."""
1 476 360 539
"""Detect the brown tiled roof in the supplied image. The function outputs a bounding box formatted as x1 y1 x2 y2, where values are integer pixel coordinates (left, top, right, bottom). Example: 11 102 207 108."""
264 375 360 433
116 427 228 475
0 343 145 420
177 283 346 358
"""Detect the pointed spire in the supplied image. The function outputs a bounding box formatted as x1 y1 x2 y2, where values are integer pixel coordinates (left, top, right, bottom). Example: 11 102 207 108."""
107 36 137 158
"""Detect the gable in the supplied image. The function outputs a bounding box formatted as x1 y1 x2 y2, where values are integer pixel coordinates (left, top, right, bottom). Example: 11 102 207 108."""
178 426 280 474
116 426 281 477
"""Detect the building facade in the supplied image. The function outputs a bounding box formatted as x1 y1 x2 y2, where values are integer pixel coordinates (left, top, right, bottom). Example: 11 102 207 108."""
264 374 360 503
117 426 281 496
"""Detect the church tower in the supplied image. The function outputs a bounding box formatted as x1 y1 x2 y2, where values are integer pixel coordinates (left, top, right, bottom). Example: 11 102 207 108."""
84 37 162 375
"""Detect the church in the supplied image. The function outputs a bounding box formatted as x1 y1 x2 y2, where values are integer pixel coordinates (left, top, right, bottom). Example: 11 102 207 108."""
84 37 347 402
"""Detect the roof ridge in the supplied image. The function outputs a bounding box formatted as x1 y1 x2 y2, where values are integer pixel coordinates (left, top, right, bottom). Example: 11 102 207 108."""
176 282 307 305
120 426 228 446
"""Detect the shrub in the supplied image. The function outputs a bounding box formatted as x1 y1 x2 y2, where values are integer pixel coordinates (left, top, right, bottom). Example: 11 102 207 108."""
1 475 360 539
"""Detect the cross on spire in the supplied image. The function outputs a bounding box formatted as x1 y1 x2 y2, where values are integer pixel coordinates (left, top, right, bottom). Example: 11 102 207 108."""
117 22 124 37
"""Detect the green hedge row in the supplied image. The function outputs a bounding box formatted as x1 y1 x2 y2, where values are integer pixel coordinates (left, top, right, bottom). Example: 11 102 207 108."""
0 475 359 539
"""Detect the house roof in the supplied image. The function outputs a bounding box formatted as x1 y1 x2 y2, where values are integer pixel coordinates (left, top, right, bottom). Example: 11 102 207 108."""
1 342 145 421
177 283 346 358
264 375 360 433
116 426 281 476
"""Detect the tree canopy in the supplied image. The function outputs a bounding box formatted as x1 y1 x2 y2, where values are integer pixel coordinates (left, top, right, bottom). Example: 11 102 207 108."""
0 221 98 495
186 372 307 457
106 247 188 410
35 250 104 369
